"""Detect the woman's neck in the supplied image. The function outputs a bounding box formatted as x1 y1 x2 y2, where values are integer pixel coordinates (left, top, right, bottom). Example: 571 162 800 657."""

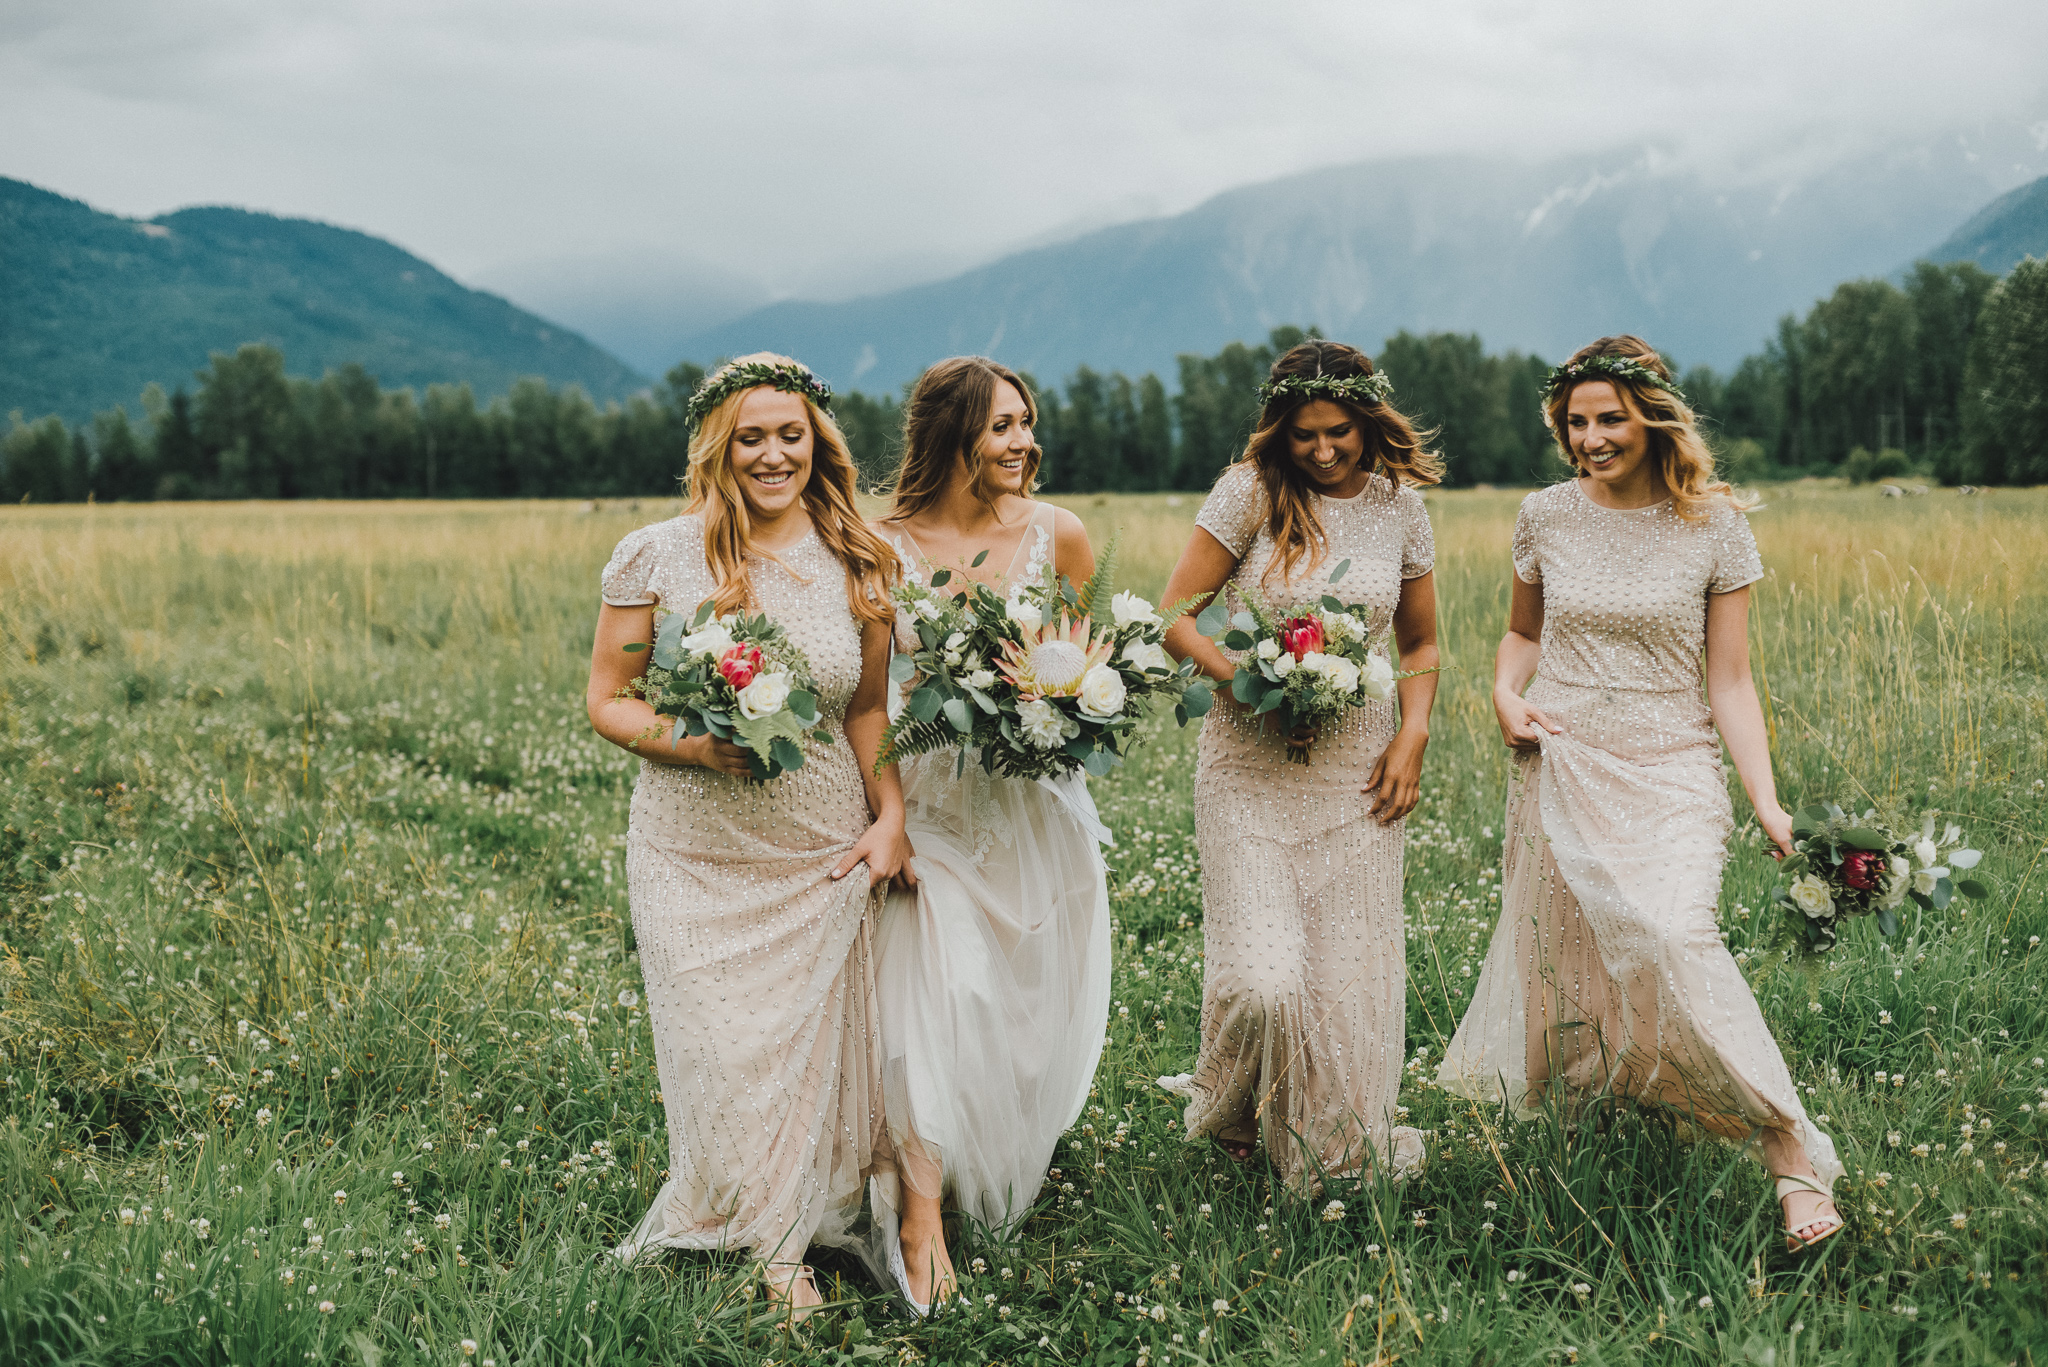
746 499 814 551
1580 466 1668 510
910 481 1028 537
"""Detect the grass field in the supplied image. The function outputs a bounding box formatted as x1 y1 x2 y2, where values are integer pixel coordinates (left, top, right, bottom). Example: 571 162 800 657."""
1 485 2045 1366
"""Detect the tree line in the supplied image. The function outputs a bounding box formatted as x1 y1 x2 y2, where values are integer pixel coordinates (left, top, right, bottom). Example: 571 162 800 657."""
6 258 2045 503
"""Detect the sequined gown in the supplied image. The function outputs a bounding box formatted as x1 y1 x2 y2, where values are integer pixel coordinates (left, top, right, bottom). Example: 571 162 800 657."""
1438 481 1840 1192
871 501 1113 1240
600 516 892 1265
1166 464 1433 1188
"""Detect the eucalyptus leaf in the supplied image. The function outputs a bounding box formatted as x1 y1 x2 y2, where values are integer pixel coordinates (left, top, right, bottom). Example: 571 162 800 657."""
942 697 973 734
1231 611 1256 633
1876 905 1901 937
1328 558 1351 583
1930 879 1954 910
1231 671 1261 704
1840 827 1889 852
1251 689 1284 716
888 654 917 684
622 642 648 653
930 569 953 587
1083 748 1115 777
1956 877 1990 899
692 599 716 628
1320 595 1344 613
769 737 805 773
1195 602 1230 637
907 688 943 724
787 690 818 725
1222 630 1254 651
1182 680 1214 718
812 729 833 746
970 549 990 568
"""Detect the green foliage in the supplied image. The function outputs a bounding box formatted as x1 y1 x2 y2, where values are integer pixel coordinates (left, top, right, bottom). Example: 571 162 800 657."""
1377 331 1554 486
1960 257 2048 485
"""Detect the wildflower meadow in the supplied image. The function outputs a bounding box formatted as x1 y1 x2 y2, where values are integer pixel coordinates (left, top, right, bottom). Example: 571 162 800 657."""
1 487 2043 1365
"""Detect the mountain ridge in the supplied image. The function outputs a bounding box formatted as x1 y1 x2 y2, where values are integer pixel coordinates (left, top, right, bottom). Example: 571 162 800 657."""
1 177 647 423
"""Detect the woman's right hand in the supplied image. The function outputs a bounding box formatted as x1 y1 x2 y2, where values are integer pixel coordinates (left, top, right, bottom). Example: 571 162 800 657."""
1493 689 1562 754
675 731 755 776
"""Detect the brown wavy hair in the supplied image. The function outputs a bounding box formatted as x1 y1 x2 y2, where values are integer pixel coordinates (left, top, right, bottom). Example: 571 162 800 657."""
1542 334 1754 521
685 352 899 624
884 356 1042 523
1235 340 1442 588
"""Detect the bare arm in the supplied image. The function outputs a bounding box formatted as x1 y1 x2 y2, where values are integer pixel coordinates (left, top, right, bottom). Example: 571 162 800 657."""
1159 528 1241 684
1050 505 1097 585
833 615 916 888
585 602 752 775
1362 571 1438 822
1492 575 1561 753
1704 585 1793 856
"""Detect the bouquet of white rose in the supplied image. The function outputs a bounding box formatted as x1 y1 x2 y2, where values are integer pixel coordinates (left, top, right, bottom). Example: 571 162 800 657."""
624 600 831 781
1773 804 1987 954
876 537 1214 781
1196 557 1429 763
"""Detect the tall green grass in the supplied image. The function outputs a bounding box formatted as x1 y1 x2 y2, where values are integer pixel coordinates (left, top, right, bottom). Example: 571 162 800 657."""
1 488 2043 1366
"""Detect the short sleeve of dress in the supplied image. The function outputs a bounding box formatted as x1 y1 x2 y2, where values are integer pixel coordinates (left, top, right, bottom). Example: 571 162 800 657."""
1194 464 1266 558
1510 495 1543 585
599 524 663 607
1397 486 1436 579
1707 506 1765 594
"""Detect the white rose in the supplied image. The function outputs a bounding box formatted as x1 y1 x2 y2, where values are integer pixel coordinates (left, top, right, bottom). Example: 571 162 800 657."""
1299 650 1329 675
1913 837 1938 868
679 621 735 659
1017 697 1067 749
1788 873 1834 919
1110 591 1161 627
1270 653 1297 679
1359 654 1396 701
1005 595 1042 628
1913 863 1949 897
735 670 792 720
914 598 943 622
944 631 967 651
1122 640 1172 674
1255 638 1281 662
1326 657 1361 694
1078 663 1128 719
966 668 996 691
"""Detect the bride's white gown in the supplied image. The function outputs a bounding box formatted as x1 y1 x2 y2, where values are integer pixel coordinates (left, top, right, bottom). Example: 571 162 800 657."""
871 503 1113 1252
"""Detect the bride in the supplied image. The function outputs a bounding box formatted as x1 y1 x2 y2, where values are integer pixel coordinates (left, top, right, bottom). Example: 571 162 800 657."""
868 355 1113 1314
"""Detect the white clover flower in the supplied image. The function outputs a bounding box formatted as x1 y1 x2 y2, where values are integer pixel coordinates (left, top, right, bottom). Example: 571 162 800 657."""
1149 1304 1168 1322
318 1300 336 1314
1698 1296 1713 1310
1078 664 1127 719
1321 1200 1346 1222
119 1209 136 1225
461 1340 478 1357
1788 874 1834 919
254 1107 273 1126
1949 1211 1967 1229
1110 591 1160 627
1213 1298 1231 1313
1018 697 1068 750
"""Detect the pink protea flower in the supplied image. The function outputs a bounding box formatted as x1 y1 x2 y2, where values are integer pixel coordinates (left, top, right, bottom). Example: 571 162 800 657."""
996 613 1112 700
716 644 763 690
1280 615 1325 661
1841 850 1885 891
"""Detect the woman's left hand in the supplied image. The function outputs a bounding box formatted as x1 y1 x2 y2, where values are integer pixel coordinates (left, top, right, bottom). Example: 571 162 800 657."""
1757 803 1796 860
833 813 919 891
1364 729 1428 825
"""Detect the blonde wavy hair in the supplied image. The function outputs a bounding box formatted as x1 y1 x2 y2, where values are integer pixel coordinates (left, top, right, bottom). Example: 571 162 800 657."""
685 352 899 624
1236 340 1442 589
1543 335 1755 521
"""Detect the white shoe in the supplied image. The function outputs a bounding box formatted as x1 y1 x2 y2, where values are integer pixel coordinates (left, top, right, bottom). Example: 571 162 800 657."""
1157 1072 1196 1098
886 1237 929 1319
1388 1126 1426 1183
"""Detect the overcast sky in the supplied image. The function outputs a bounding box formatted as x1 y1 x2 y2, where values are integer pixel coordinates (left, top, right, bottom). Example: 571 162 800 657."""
6 0 2046 300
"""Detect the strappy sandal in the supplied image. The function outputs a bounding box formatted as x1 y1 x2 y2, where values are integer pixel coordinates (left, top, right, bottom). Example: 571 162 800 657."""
760 1261 822 1320
1775 1175 1844 1253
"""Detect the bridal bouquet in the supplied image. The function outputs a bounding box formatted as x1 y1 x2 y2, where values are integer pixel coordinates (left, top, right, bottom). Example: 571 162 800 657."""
1199 558 1425 763
876 539 1214 781
1772 804 1988 953
625 601 832 780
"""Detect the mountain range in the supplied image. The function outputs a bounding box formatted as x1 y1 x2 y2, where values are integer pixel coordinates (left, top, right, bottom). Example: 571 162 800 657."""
677 143 2048 395
1 177 646 424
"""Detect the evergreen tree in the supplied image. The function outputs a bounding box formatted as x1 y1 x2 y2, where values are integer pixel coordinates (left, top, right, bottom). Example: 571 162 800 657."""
1961 257 2048 485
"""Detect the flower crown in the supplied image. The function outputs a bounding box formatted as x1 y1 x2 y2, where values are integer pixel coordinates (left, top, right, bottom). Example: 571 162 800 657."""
1256 370 1395 412
1541 354 1686 408
686 359 834 429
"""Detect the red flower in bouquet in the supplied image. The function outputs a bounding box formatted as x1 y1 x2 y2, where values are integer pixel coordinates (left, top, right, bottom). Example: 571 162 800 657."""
1279 615 1325 661
1841 850 1885 891
717 644 764 690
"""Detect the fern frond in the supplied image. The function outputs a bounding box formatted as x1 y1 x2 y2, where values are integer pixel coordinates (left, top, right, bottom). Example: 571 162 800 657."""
873 714 957 774
1076 530 1121 626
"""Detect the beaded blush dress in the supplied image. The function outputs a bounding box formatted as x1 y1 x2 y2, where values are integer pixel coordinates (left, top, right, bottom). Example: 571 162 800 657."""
1163 463 1432 1189
1438 481 1840 1192
870 501 1113 1243
599 515 894 1267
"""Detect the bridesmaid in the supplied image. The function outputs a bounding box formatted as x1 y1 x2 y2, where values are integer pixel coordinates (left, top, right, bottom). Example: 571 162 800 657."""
868 356 1112 1314
1436 336 1844 1251
585 353 914 1313
1158 340 1440 1188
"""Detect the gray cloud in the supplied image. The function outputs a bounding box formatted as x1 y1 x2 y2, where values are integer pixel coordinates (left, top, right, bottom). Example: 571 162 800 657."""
5 0 2046 302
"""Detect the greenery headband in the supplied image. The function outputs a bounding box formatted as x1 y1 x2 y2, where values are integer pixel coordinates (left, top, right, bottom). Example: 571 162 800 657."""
686 360 835 429
1256 370 1395 412
1541 354 1686 408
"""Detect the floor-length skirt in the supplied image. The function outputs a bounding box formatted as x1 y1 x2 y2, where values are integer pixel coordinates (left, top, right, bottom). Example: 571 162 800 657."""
1168 698 1421 1190
613 758 893 1264
1438 681 1841 1190
868 755 1112 1248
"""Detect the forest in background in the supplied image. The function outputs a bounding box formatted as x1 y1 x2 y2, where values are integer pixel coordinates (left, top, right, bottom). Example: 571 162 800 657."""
5 257 2046 503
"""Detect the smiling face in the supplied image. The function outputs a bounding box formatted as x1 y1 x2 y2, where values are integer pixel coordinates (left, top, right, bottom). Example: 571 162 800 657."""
1564 381 1656 489
968 380 1034 498
727 387 814 520
1284 399 1370 494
